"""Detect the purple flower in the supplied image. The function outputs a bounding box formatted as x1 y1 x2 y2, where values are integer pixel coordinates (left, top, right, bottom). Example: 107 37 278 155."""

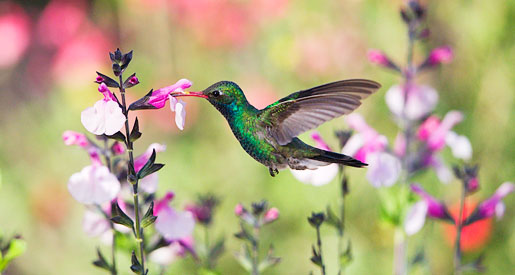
81 83 125 135
405 184 454 235
465 182 514 225
154 192 195 240
290 132 339 186
385 84 438 121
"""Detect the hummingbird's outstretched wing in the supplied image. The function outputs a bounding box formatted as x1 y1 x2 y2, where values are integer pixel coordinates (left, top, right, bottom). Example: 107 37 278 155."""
258 79 381 145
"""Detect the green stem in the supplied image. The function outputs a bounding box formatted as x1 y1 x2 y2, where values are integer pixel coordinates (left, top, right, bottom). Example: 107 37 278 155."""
118 73 145 273
454 183 466 274
393 227 407 275
251 227 260 275
316 226 326 275
102 140 117 275
204 225 210 268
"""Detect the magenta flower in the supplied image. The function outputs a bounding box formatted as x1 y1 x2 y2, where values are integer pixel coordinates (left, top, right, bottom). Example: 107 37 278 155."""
62 130 89 148
367 49 399 71
154 192 195 240
405 184 453 235
235 203 245 216
67 164 121 205
385 84 438 121
290 132 339 186
81 83 125 135
0 4 30 68
111 141 125 155
148 79 192 109
129 75 139 85
465 182 514 225
263 207 280 224
424 46 453 66
342 114 388 162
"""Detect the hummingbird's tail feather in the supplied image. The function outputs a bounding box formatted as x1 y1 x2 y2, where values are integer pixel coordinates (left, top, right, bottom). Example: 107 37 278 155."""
308 150 367 168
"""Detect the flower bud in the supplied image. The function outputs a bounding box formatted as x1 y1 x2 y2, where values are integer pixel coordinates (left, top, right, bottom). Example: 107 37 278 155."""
263 207 279 224
367 49 400 71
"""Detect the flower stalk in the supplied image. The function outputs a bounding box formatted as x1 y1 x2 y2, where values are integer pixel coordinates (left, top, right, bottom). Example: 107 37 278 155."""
453 180 466 274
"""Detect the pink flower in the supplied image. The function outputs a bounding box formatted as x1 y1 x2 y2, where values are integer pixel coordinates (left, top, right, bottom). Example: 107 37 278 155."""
367 49 399 71
393 133 406 157
36 0 86 47
342 114 388 162
426 111 463 151
467 178 479 193
154 193 196 240
466 182 514 224
129 75 139 85
0 4 30 68
366 152 401 187
405 184 454 235
62 130 89 148
67 165 121 205
290 132 339 186
425 46 453 66
81 84 125 135
385 84 438 121
111 141 125 155
235 203 245 216
148 79 192 109
263 207 279 223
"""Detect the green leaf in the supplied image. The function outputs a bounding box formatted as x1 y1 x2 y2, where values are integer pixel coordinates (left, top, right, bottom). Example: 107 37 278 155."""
339 241 352 267
130 251 143 274
325 206 342 232
258 245 281 272
129 118 142 142
104 131 126 143
141 202 157 228
92 248 111 271
208 237 225 262
234 245 252 272
136 149 162 180
111 202 134 231
0 238 26 271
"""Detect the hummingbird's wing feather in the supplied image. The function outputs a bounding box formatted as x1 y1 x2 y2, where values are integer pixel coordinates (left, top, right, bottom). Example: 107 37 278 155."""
258 79 380 145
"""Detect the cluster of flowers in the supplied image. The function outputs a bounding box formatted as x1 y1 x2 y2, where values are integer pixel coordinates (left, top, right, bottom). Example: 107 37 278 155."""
63 49 200 273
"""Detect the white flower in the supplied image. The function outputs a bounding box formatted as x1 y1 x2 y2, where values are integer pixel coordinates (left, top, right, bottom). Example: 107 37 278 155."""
404 201 428 236
155 207 195 240
445 131 472 160
68 165 120 204
148 242 183 266
366 152 401 187
169 96 187 130
290 164 339 186
81 100 125 135
385 84 438 121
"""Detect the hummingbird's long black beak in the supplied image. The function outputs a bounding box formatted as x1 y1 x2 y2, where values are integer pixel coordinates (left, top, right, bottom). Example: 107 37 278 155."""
172 91 208 99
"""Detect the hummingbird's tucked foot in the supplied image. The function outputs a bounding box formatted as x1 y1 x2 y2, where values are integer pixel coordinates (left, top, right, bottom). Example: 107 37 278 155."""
174 79 381 177
268 167 279 177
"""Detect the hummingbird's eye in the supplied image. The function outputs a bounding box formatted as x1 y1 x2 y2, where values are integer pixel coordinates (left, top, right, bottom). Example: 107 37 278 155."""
212 90 222 97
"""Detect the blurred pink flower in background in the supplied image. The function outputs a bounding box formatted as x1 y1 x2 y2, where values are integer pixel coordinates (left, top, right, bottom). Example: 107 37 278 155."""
62 130 89 148
36 0 86 48
466 182 514 223
424 46 453 66
81 83 125 135
290 132 339 186
385 84 438 121
67 165 121 205
154 192 195 240
0 3 31 68
263 207 280 224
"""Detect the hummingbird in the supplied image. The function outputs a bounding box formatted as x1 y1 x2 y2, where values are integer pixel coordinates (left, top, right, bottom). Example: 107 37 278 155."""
178 79 381 176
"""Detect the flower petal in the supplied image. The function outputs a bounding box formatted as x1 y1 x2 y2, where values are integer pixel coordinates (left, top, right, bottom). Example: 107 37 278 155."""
366 152 401 188
68 165 121 204
445 131 472 160
404 201 428 236
174 100 186 130
155 208 195 240
290 164 339 186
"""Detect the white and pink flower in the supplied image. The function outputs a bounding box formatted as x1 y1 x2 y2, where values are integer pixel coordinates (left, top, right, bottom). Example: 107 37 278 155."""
81 83 125 135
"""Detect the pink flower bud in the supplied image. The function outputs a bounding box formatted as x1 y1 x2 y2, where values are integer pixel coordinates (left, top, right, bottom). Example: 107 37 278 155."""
95 76 104 83
112 141 125 155
129 75 139 85
417 116 440 141
98 83 117 102
426 46 453 66
62 130 89 148
235 203 244 216
367 49 399 71
264 207 279 223
467 178 479 193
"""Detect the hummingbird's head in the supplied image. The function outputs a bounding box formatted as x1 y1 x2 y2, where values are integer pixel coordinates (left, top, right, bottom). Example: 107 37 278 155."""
200 81 250 115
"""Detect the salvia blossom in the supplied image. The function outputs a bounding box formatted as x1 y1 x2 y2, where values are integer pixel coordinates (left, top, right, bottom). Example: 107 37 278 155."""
62 130 89 148
263 207 280 224
465 182 514 225
185 194 219 226
154 192 195 240
129 79 192 130
67 164 121 205
134 143 166 193
420 46 453 68
367 49 400 71
342 114 401 187
290 132 339 186
385 84 438 121
81 83 125 135
111 141 125 155
405 184 453 235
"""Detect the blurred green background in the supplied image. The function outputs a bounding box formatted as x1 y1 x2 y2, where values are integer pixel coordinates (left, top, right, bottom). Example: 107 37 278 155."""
0 0 513 274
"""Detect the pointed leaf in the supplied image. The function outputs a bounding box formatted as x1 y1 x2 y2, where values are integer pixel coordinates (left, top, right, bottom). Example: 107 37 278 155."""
208 238 225 262
325 206 342 232
92 248 111 271
96 72 120 88
121 51 133 71
137 150 165 180
129 89 157 111
129 118 142 142
104 131 126 143
110 202 134 230
141 202 157 228
130 251 143 274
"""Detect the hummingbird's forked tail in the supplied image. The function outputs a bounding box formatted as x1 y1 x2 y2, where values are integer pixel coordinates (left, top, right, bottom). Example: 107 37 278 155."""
308 150 367 168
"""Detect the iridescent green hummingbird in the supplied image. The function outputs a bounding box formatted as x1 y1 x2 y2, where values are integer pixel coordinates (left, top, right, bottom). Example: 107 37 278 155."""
179 79 381 176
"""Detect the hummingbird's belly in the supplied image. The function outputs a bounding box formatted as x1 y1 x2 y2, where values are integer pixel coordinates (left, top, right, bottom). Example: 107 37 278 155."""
233 129 286 168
